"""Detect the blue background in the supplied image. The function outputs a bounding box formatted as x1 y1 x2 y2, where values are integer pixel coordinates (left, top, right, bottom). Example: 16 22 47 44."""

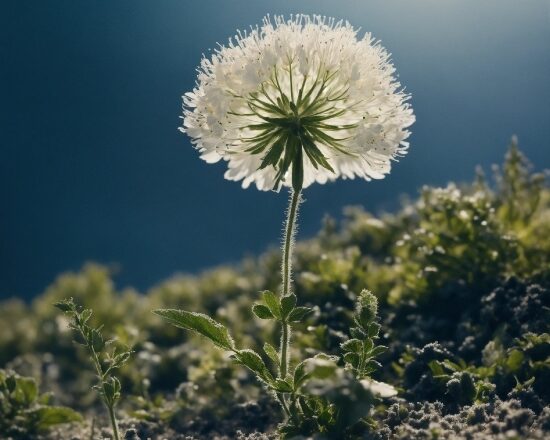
2 0 550 299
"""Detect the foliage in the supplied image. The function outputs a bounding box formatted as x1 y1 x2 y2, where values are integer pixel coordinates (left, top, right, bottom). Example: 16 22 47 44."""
0 369 81 439
0 140 548 438
54 298 132 440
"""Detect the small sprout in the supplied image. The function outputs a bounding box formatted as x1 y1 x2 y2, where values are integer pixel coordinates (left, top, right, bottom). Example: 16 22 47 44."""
55 298 132 440
342 290 388 380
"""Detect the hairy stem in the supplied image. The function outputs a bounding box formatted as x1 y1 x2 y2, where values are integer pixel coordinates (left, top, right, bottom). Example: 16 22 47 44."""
279 189 302 378
79 325 120 440
107 404 120 440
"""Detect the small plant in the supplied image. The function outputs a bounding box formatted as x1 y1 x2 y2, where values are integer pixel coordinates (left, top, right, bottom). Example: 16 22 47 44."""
0 369 82 439
54 297 132 440
342 290 388 380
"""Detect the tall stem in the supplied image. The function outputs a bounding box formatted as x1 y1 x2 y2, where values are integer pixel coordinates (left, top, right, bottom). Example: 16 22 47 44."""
279 189 301 378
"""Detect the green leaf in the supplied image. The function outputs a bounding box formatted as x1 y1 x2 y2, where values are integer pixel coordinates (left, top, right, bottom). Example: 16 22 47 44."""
233 349 273 383
288 306 314 322
14 376 38 405
341 339 363 353
80 309 92 324
367 322 381 338
506 349 524 372
252 304 274 320
350 327 367 339
102 376 121 405
112 351 131 368
343 352 360 368
261 291 281 319
280 294 297 319
273 378 293 393
53 300 74 313
33 406 83 430
90 328 105 353
263 342 280 367
369 345 388 357
153 309 235 351
293 354 338 389
428 360 447 378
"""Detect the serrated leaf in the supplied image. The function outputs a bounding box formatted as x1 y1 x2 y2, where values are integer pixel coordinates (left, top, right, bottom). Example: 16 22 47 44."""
263 342 280 367
80 309 92 324
343 352 360 368
33 406 83 430
350 327 367 339
368 322 381 338
369 345 388 357
273 378 293 393
112 351 131 368
252 304 274 320
341 339 363 353
280 294 297 319
90 328 104 353
364 338 374 352
53 300 73 313
233 349 273 383
288 306 314 323
261 291 281 319
153 309 235 351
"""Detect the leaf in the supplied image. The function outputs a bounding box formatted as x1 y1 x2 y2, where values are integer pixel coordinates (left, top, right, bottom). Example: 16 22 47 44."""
80 309 92 324
53 300 73 313
112 351 131 368
261 291 281 319
33 406 83 430
153 309 235 351
90 328 105 352
343 352 360 368
102 377 121 404
369 345 388 357
428 360 446 377
263 342 280 367
350 327 367 339
233 349 273 383
273 378 293 393
14 376 38 405
341 339 363 353
288 306 314 323
367 322 381 338
252 304 274 320
293 354 338 389
280 294 297 319
506 349 524 372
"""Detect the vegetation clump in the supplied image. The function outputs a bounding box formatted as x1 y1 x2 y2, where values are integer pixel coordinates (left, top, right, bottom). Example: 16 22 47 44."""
0 141 548 439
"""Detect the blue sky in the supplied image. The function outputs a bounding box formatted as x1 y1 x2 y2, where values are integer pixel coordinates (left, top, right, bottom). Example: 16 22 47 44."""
2 0 550 298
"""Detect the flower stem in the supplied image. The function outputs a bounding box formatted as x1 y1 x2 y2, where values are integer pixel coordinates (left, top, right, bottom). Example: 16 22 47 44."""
279 189 302 378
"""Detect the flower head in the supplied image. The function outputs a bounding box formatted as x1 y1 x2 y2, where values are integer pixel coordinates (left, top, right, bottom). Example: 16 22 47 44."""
182 15 415 191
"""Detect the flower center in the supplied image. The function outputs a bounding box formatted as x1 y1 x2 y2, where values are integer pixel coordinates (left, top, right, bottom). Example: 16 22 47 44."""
237 64 357 190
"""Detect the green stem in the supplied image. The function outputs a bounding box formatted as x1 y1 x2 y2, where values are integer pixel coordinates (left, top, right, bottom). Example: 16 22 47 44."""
279 189 302 378
79 325 120 440
107 404 120 440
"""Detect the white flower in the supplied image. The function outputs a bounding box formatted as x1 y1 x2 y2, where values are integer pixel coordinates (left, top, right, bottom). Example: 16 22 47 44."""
181 14 415 191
